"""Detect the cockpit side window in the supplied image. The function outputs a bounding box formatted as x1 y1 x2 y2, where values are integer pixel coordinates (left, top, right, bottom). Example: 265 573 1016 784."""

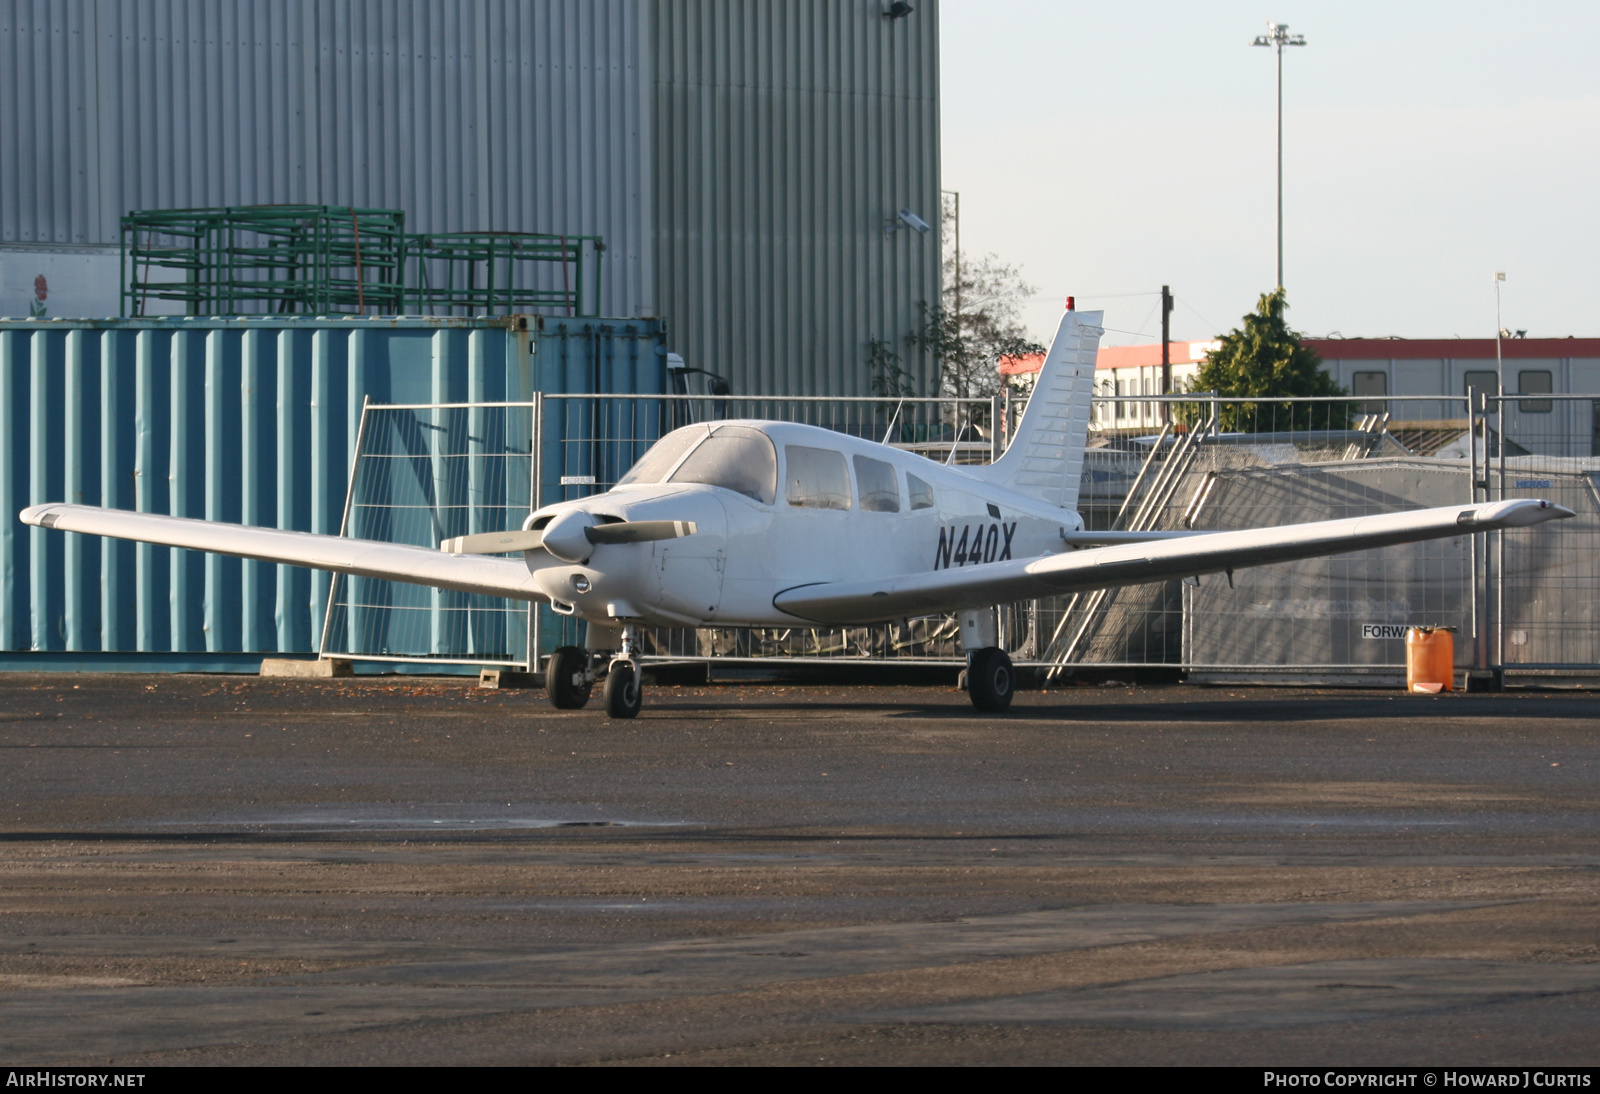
853 455 900 512
907 472 936 511
667 424 778 504
616 426 706 488
785 446 852 510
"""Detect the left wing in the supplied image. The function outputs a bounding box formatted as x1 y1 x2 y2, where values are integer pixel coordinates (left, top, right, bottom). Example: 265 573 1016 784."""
20 504 547 601
774 498 1572 625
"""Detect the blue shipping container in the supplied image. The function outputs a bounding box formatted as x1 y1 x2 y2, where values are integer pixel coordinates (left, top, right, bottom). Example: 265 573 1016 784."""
0 314 666 670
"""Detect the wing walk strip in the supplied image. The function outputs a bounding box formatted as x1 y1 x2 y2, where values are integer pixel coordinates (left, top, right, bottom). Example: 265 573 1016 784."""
19 504 546 602
773 499 1573 625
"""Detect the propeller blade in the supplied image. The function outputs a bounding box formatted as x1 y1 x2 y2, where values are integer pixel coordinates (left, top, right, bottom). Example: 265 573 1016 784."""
440 529 545 555
584 520 698 545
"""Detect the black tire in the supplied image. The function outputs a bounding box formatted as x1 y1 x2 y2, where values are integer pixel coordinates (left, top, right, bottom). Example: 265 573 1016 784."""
604 659 643 719
546 646 592 709
967 647 1014 712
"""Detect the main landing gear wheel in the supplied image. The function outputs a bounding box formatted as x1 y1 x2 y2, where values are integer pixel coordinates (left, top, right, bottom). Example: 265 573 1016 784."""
967 647 1014 712
546 646 593 709
604 659 642 719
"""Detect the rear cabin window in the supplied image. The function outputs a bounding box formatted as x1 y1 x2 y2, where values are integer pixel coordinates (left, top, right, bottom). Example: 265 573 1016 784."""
667 424 778 503
853 455 900 512
785 446 851 510
907 472 936 511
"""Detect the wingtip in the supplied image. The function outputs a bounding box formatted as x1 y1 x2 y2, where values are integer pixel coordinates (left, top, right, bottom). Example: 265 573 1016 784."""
1474 498 1578 528
19 503 62 528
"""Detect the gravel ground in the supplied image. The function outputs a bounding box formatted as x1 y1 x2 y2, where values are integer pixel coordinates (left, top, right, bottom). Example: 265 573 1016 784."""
1 672 1596 1066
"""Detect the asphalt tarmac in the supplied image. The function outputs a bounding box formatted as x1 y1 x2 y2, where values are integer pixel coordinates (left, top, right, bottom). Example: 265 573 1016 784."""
1 672 1597 1066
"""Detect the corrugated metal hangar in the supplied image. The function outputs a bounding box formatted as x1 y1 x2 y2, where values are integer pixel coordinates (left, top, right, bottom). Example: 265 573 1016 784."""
0 0 942 670
0 0 942 398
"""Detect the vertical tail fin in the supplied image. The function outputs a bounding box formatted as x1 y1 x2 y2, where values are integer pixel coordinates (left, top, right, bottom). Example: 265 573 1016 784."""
978 309 1103 509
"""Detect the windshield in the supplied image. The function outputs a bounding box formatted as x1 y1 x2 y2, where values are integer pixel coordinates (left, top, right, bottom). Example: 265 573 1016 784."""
668 425 777 504
616 426 708 487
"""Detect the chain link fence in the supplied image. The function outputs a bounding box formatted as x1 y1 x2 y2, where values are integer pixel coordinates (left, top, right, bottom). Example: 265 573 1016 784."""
320 390 1600 685
1481 394 1600 679
320 402 537 667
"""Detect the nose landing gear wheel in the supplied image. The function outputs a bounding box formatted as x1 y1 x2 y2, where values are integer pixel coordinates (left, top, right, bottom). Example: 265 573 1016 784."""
546 646 593 709
967 647 1014 712
604 660 643 719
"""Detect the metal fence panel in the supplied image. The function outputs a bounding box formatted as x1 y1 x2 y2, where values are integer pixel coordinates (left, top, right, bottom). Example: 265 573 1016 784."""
1490 395 1600 672
1182 460 1474 681
320 403 537 667
323 391 1600 684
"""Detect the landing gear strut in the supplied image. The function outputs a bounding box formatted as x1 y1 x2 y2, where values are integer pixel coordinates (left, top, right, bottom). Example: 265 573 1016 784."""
544 624 646 717
603 625 644 719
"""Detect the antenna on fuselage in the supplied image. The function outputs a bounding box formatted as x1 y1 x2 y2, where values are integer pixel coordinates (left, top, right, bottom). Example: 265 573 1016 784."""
881 398 905 445
944 416 967 466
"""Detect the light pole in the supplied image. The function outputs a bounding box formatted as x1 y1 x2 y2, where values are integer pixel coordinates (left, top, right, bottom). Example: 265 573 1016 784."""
1252 21 1306 290
1494 271 1506 401
942 189 960 323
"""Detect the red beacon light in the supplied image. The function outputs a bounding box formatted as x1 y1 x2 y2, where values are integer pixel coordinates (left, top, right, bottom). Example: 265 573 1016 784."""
1065 296 1075 311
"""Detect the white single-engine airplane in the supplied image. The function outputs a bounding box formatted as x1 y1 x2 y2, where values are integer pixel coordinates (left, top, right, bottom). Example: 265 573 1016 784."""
21 309 1573 718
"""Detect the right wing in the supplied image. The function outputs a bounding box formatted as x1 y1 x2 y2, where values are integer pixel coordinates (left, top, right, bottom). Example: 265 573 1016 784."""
774 498 1573 625
21 504 547 602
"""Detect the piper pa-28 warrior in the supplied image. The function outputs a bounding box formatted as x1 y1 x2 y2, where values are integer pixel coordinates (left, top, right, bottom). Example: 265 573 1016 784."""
21 308 1573 718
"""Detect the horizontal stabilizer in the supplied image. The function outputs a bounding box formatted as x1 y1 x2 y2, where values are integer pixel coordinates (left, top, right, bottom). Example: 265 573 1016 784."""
21 504 546 602
775 498 1574 625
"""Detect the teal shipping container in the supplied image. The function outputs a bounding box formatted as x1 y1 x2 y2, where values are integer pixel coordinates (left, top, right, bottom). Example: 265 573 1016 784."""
0 315 666 670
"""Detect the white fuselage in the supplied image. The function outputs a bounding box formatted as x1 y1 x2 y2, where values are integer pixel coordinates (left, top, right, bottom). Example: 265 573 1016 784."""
523 420 1083 628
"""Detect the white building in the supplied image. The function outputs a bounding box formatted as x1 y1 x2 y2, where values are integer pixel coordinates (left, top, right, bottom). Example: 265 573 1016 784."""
1003 336 1600 455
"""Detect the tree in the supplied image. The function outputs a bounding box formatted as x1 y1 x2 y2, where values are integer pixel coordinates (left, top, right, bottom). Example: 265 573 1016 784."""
1189 288 1350 432
904 197 1045 401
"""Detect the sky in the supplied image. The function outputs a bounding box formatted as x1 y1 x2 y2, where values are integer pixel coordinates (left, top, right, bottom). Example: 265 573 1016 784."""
939 1 1600 348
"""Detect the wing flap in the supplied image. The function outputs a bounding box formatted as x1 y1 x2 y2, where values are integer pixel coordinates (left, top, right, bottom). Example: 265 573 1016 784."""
774 499 1573 624
21 504 546 602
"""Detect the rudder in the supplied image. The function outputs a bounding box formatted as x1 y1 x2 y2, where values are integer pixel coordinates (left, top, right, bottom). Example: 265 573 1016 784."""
979 308 1103 510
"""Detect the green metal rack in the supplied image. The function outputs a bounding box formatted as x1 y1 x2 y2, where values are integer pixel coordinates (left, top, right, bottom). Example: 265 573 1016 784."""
121 205 406 316
122 210 606 318
405 232 604 317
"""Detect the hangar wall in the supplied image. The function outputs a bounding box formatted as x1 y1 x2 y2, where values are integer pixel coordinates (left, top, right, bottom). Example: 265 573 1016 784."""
1 0 945 399
0 0 655 318
651 0 942 397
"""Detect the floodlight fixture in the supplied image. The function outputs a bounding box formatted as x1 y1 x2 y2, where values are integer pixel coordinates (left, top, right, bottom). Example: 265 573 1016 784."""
884 208 932 236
